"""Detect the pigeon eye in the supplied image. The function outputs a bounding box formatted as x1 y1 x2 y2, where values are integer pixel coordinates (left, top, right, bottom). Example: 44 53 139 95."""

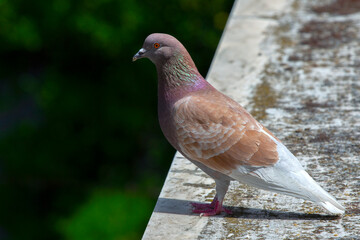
154 43 160 49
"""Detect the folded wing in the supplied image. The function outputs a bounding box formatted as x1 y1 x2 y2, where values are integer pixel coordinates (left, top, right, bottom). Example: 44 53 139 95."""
173 94 279 174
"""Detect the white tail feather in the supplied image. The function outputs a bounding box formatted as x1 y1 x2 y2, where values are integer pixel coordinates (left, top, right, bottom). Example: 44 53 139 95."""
231 137 345 215
233 170 345 214
319 201 345 215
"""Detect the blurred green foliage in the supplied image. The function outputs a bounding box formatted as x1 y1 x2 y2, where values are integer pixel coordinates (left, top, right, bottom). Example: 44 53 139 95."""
0 0 232 239
58 190 153 240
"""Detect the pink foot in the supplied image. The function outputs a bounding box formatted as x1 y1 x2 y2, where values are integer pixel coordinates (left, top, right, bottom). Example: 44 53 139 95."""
191 198 232 216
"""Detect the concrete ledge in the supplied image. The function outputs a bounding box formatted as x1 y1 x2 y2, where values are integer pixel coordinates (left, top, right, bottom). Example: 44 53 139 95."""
142 0 360 239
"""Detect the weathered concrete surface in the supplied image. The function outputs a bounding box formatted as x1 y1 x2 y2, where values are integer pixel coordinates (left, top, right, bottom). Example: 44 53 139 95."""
142 0 360 239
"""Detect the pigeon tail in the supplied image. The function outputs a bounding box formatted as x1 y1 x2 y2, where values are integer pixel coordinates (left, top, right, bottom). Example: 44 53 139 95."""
231 167 345 214
230 137 345 215
295 169 345 215
318 201 345 215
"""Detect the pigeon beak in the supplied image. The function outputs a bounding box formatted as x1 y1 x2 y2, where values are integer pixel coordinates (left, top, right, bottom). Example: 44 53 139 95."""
132 48 147 62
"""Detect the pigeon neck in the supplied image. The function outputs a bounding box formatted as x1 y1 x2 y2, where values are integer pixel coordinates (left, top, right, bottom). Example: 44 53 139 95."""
157 51 203 90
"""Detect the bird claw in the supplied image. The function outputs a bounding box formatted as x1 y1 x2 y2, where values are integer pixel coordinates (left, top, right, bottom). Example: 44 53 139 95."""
191 200 232 216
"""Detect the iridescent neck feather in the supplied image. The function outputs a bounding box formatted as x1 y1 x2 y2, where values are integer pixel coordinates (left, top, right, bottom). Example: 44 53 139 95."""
158 50 202 89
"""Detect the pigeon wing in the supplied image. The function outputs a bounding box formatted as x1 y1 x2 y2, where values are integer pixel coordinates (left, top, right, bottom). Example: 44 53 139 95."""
172 94 279 175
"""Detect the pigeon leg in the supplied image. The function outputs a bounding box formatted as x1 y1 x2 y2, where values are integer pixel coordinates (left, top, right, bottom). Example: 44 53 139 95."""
191 196 232 216
191 196 217 210
191 178 232 216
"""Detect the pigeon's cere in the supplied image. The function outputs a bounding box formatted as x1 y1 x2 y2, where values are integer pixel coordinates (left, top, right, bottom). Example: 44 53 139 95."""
133 33 345 216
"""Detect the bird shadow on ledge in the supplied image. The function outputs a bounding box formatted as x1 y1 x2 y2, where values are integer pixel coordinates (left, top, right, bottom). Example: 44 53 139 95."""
154 198 340 221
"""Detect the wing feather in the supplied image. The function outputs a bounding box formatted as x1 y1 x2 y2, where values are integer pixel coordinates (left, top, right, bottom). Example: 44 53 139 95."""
173 94 279 174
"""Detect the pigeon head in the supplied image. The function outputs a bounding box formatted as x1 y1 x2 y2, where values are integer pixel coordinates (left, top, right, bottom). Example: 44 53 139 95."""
133 33 191 65
133 33 203 91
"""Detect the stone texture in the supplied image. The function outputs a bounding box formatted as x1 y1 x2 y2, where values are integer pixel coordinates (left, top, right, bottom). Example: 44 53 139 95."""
142 0 360 239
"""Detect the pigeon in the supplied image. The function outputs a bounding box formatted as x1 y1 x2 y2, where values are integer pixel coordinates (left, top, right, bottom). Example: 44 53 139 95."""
133 33 345 216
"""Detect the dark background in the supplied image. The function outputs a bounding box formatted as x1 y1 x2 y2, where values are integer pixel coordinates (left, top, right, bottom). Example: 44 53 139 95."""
0 0 233 239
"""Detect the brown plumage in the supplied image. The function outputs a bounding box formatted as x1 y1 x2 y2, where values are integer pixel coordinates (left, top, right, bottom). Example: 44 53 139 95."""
173 90 279 174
